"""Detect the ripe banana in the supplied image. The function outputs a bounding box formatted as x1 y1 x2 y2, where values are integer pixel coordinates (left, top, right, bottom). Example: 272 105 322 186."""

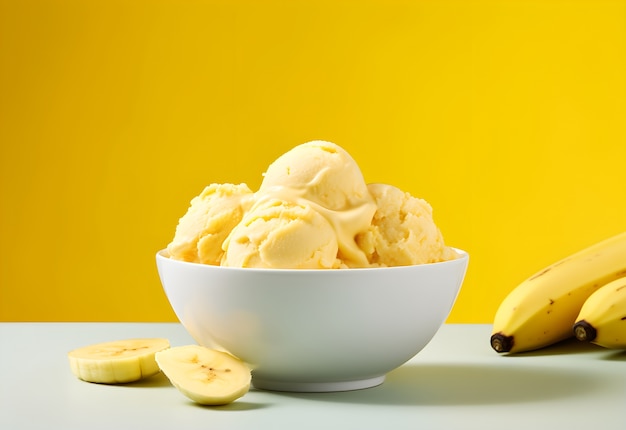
491 232 626 353
68 338 170 383
155 345 251 405
573 277 626 348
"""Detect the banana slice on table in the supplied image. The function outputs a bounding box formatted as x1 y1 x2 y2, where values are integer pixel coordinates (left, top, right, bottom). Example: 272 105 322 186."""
68 338 170 384
155 345 251 405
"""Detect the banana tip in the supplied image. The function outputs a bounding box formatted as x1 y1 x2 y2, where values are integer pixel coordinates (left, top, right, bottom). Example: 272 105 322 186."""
573 320 597 342
490 333 514 353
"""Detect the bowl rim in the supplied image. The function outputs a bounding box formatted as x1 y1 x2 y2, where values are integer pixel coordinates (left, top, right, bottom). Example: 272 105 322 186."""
156 247 468 274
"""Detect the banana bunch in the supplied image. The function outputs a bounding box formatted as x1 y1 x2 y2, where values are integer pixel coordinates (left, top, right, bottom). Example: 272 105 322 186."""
490 232 626 354
68 339 251 405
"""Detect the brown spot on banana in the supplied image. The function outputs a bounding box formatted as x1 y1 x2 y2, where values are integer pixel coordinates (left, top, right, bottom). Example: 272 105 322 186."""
529 267 551 280
528 258 570 281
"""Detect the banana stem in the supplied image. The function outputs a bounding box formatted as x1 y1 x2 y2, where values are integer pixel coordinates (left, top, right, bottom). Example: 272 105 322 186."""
490 333 514 353
573 320 597 342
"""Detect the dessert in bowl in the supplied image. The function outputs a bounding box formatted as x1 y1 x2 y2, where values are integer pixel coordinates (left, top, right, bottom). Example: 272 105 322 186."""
157 140 467 391
156 248 468 392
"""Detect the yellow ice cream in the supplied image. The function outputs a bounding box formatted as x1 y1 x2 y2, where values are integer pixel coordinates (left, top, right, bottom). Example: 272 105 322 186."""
222 198 340 269
167 183 254 265
258 140 376 267
166 141 455 270
356 183 456 267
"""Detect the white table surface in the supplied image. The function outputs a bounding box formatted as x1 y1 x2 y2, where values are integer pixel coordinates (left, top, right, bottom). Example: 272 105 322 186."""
1 323 624 430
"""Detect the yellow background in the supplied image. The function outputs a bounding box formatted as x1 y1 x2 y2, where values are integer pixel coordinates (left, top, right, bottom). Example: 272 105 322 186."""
1 0 625 323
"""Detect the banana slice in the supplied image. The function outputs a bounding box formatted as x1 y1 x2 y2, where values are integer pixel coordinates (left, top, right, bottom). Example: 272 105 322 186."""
155 345 251 405
68 338 170 384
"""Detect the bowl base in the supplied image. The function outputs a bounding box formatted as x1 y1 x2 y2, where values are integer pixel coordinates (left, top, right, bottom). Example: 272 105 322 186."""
251 375 385 393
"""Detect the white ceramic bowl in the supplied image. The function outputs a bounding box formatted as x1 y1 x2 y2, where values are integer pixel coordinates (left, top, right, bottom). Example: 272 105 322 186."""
156 249 468 392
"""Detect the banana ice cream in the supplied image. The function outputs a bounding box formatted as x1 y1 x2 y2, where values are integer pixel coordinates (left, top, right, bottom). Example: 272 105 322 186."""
355 183 457 267
166 140 456 269
167 183 254 265
222 198 340 269
258 140 376 267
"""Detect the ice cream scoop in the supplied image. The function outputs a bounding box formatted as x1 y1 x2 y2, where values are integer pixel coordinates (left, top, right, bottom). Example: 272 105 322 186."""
356 183 457 267
258 140 376 267
167 183 254 265
222 198 340 269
